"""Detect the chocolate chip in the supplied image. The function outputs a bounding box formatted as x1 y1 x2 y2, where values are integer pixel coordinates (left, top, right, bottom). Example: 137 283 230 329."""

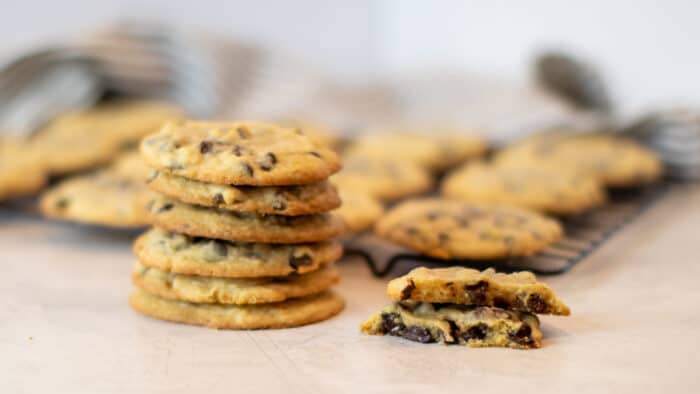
158 203 174 213
232 145 243 156
426 211 441 221
289 253 313 270
212 193 225 205
237 126 251 138
55 198 69 209
526 293 548 313
402 326 434 343
510 324 533 345
465 281 489 304
272 199 287 211
242 162 254 177
493 297 511 309
405 226 419 235
438 232 449 242
259 152 277 171
212 241 228 257
400 279 415 300
462 323 488 341
199 140 214 154
380 313 405 335
308 151 322 158
446 319 459 344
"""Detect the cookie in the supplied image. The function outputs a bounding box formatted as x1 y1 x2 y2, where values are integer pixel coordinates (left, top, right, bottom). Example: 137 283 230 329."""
344 131 487 171
132 261 339 304
496 132 663 187
146 171 340 215
387 267 570 315
360 302 541 348
441 161 606 215
0 137 46 201
39 153 154 228
134 228 342 278
32 101 183 175
375 199 563 259
331 157 432 201
333 188 384 233
145 196 344 243
129 288 344 329
140 121 341 186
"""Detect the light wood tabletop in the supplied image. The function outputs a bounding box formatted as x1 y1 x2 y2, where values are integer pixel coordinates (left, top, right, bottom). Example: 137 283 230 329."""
1 185 699 394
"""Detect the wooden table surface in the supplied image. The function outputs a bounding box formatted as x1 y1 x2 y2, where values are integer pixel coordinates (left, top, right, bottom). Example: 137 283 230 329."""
2 186 699 394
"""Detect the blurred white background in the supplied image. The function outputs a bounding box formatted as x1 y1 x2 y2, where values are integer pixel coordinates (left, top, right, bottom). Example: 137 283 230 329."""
1 0 697 115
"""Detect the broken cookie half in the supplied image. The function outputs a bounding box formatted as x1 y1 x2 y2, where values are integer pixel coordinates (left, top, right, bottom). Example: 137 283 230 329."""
361 267 569 349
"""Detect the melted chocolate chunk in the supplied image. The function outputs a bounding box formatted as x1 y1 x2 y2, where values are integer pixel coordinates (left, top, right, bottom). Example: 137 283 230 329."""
438 232 449 242
157 203 174 213
232 145 243 156
464 280 489 304
212 193 225 205
509 324 533 345
493 297 511 309
526 293 548 313
308 151 322 158
380 313 405 335
402 326 434 343
242 162 254 177
400 279 416 300
462 323 488 341
199 140 214 154
259 152 277 171
446 319 460 344
288 253 313 270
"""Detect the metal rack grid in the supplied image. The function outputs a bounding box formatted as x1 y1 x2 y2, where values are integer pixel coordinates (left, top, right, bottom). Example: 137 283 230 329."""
344 181 672 278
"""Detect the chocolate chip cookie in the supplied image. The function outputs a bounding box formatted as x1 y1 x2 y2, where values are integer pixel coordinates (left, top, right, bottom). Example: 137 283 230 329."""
387 267 570 315
32 101 183 175
133 261 339 304
140 121 341 186
130 288 344 329
333 188 384 233
134 228 342 278
145 196 345 243
331 157 432 201
146 171 341 215
344 131 488 171
375 199 563 259
39 152 154 228
441 161 606 215
360 302 542 349
496 132 663 187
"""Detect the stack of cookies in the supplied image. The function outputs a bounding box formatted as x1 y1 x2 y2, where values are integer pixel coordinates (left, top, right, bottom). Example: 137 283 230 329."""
361 266 570 349
130 121 346 329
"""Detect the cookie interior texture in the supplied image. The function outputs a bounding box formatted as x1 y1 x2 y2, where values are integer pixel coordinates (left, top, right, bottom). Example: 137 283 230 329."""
441 161 606 215
387 267 570 315
134 228 343 278
375 198 563 259
146 171 341 215
130 288 344 329
140 121 341 186
360 302 542 349
132 261 340 304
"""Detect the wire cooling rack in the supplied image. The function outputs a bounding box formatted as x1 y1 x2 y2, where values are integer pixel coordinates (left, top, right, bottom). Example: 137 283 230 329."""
344 181 672 278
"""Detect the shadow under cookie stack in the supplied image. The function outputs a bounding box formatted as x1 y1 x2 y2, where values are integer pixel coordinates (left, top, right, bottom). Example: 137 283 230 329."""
129 121 346 329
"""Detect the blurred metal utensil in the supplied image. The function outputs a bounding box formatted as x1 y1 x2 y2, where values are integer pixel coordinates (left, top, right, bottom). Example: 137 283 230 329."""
0 48 102 136
535 51 613 114
622 109 700 180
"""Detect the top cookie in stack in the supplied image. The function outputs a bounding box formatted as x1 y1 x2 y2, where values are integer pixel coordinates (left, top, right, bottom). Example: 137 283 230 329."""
130 121 346 329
